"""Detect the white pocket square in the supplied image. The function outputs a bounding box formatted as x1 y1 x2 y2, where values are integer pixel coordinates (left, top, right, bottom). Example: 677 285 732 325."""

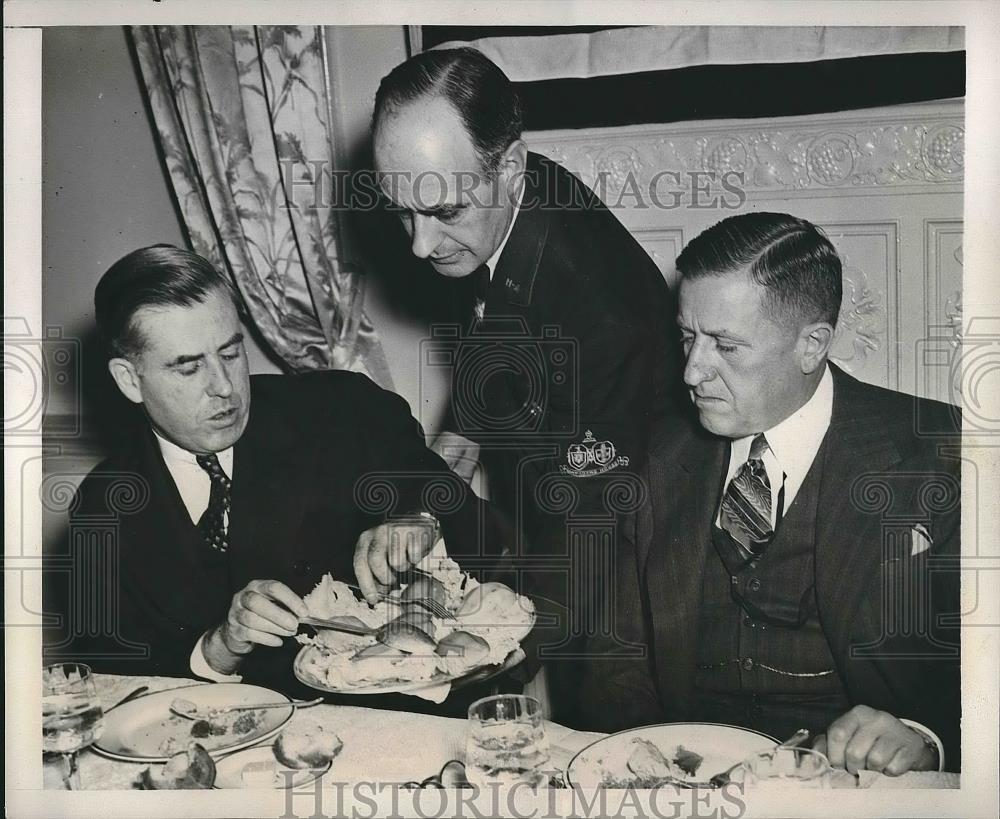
911 524 933 556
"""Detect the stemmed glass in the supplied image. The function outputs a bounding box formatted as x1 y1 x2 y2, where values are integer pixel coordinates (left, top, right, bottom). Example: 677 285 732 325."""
42 663 105 789
738 746 833 789
465 694 550 789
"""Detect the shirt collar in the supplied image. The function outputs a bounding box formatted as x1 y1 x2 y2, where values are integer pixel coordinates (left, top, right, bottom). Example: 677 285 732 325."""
483 180 525 281
762 364 834 483
153 429 234 474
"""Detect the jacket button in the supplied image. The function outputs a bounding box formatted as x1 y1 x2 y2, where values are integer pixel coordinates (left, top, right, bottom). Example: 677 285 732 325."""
741 657 754 672
748 578 762 592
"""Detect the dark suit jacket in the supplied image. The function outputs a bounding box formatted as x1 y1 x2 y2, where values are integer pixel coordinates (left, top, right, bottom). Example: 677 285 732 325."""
444 153 683 708
579 365 962 767
47 371 506 697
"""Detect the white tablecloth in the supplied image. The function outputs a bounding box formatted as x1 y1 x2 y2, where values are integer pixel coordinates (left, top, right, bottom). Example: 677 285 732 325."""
57 675 959 791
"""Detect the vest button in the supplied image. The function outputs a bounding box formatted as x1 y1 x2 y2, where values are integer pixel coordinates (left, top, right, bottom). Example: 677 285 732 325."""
741 657 754 672
748 578 762 592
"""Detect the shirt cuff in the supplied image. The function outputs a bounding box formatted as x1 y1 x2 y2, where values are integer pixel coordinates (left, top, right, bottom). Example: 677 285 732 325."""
899 718 945 771
190 631 243 683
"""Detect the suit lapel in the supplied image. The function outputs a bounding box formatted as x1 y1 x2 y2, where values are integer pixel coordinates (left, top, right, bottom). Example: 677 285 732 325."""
226 395 311 591
489 153 550 312
121 429 227 629
814 366 902 666
643 428 727 715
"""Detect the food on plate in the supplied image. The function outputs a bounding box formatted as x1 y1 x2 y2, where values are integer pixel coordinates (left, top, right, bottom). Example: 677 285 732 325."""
136 742 216 789
155 707 266 755
593 738 706 787
295 560 535 691
435 631 491 676
400 574 447 606
273 721 343 769
377 618 438 654
456 582 535 643
673 746 705 777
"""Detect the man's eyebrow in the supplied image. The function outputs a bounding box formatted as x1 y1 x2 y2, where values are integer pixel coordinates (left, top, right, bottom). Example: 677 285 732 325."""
676 323 748 342
413 203 466 217
703 327 749 342
219 332 243 350
166 333 244 367
166 352 204 368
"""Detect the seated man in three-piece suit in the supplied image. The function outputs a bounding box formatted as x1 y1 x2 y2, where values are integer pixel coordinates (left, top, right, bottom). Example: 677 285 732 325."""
45 246 508 703
580 212 961 774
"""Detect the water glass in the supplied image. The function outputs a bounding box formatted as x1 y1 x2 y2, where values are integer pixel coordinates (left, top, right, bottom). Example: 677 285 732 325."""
739 746 833 789
42 663 104 789
465 694 550 789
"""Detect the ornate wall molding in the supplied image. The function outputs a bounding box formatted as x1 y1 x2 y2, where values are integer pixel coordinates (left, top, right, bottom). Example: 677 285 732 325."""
528 101 963 200
821 222 899 389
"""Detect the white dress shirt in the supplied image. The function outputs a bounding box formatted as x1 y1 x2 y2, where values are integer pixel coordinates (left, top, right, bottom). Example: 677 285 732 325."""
720 365 834 526
483 180 525 282
153 432 242 682
153 431 234 527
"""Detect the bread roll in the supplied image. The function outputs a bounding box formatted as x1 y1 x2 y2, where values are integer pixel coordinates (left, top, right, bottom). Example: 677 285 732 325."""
435 631 490 664
400 575 447 607
136 743 216 789
273 722 343 770
376 619 437 654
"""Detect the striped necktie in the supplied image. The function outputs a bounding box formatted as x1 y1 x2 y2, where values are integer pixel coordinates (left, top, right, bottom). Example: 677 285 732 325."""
196 453 231 553
719 434 773 564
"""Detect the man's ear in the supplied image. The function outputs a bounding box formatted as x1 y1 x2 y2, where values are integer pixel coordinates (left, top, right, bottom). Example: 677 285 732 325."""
108 357 144 404
499 139 528 193
797 322 835 374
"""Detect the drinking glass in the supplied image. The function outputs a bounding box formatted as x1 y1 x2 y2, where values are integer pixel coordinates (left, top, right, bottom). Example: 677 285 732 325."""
465 694 550 789
42 663 105 789
739 746 833 790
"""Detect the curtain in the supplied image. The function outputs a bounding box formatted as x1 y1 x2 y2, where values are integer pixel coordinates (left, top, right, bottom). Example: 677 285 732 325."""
432 26 965 81
130 25 391 385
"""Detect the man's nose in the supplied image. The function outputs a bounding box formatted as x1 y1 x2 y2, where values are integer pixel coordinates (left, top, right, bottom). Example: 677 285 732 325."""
683 340 713 387
205 358 234 397
410 214 441 259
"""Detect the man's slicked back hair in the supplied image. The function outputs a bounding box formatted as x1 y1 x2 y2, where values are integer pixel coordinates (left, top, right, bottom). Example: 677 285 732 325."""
675 212 843 329
95 245 239 359
373 47 523 175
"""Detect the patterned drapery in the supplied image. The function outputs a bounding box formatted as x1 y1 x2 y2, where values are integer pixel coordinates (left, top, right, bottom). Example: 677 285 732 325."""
130 25 391 385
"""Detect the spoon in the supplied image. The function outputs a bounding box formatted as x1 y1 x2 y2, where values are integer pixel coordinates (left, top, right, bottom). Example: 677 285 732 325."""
170 696 324 720
705 728 811 788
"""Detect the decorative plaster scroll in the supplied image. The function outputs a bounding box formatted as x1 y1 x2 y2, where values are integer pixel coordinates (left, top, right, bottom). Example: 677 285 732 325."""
822 223 898 389
528 102 964 197
829 269 887 372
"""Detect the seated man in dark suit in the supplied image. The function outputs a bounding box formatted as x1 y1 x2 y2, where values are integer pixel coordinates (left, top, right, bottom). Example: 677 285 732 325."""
580 213 961 774
45 246 505 698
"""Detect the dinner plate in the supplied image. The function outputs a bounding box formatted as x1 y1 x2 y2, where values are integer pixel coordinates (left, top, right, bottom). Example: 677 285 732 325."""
213 745 331 790
93 682 293 763
292 643 523 696
566 723 777 788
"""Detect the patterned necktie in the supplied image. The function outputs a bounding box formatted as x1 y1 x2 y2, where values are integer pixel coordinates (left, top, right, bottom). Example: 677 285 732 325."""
471 263 490 322
196 453 231 553
719 434 773 565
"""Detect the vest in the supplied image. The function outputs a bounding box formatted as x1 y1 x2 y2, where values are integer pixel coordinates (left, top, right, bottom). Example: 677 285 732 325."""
693 438 852 739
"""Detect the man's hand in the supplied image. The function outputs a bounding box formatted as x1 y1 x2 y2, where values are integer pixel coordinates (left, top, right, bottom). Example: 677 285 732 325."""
813 705 938 775
202 580 307 674
353 522 437 604
431 431 480 484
